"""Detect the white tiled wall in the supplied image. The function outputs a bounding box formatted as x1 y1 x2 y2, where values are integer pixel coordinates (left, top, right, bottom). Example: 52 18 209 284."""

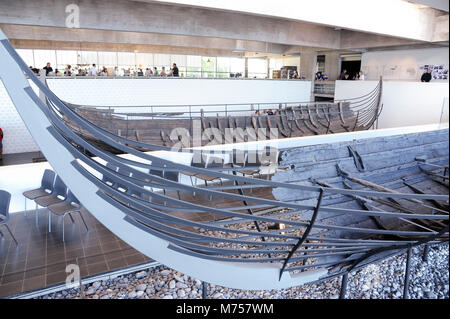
0 78 312 154
0 80 39 154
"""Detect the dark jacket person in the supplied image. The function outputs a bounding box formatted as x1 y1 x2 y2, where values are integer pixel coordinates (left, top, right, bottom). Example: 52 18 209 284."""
421 69 432 82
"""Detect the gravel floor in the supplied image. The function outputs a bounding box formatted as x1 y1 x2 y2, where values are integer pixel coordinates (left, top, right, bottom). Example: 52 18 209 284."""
35 242 448 299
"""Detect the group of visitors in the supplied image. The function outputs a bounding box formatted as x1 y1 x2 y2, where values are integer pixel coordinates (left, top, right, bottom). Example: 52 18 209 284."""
139 64 179 77
32 62 180 77
339 69 365 80
255 109 277 116
315 72 328 80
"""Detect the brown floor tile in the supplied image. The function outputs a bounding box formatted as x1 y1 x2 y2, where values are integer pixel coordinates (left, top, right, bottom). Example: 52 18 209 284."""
0 280 23 298
106 257 128 270
1 271 24 285
22 275 46 292
87 261 109 275
85 254 106 265
84 245 102 255
125 254 146 266
102 241 121 253
3 260 26 274
24 267 46 279
46 261 67 274
103 250 123 261
121 247 140 257
26 256 46 268
46 271 67 286
46 252 66 264
65 248 85 260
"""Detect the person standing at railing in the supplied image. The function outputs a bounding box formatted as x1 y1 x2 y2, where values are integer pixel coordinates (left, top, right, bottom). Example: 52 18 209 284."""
171 63 179 77
112 66 119 77
43 62 53 76
153 67 159 76
160 67 167 77
145 68 153 77
89 64 98 76
421 68 432 82
358 71 365 80
64 65 72 76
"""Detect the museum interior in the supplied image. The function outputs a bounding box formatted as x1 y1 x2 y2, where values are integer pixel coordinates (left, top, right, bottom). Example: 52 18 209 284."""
0 0 448 300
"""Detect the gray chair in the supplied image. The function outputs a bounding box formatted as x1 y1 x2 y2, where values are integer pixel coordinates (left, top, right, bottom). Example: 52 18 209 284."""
0 190 18 245
22 169 55 224
34 176 69 229
47 190 88 242
149 168 181 203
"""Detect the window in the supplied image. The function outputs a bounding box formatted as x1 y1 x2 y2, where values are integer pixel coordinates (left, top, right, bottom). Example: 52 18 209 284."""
186 55 201 77
201 57 216 78
17 49 34 68
248 58 267 78
56 50 78 70
316 55 325 73
217 57 230 78
78 51 98 66
98 51 118 67
34 50 56 70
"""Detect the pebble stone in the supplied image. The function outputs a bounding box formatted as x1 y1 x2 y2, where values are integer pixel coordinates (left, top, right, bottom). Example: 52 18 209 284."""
36 243 448 300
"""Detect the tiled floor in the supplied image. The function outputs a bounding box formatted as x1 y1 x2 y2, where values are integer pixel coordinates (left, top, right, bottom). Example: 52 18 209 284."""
0 208 151 298
0 151 46 166
0 180 275 298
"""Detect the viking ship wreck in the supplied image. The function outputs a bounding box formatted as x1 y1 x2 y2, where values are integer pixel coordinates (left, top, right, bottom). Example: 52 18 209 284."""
64 78 382 151
0 29 447 293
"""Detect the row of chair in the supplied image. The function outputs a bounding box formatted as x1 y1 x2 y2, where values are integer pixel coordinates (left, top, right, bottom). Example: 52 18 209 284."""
23 169 88 241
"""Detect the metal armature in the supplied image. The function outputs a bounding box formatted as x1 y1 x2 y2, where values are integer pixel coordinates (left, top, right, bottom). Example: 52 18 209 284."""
0 31 448 290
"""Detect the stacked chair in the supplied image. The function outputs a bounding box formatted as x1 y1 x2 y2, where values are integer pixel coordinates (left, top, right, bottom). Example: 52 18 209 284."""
22 169 88 241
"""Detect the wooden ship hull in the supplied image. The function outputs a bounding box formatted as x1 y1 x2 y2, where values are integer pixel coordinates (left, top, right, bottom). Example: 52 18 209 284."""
64 80 382 152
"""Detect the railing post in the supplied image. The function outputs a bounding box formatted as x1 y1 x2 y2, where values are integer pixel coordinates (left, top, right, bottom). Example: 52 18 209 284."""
339 272 349 299
202 281 208 299
403 246 412 299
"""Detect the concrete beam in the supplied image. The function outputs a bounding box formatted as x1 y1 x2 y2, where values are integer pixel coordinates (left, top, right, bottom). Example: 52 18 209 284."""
147 0 444 42
0 24 287 54
340 30 423 50
0 0 341 49
9 39 247 58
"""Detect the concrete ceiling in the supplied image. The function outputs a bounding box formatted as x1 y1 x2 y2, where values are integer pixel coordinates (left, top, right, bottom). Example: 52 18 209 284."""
0 0 447 54
406 0 449 12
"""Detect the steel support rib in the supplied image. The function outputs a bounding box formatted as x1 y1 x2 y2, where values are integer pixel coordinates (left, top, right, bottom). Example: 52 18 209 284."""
279 188 324 280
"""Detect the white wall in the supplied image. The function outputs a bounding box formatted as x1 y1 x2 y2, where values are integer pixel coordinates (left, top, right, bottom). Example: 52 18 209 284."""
361 47 449 81
0 80 40 154
46 78 311 106
334 80 449 129
0 78 311 154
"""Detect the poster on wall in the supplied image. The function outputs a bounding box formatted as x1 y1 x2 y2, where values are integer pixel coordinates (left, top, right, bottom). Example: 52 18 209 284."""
419 64 448 80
